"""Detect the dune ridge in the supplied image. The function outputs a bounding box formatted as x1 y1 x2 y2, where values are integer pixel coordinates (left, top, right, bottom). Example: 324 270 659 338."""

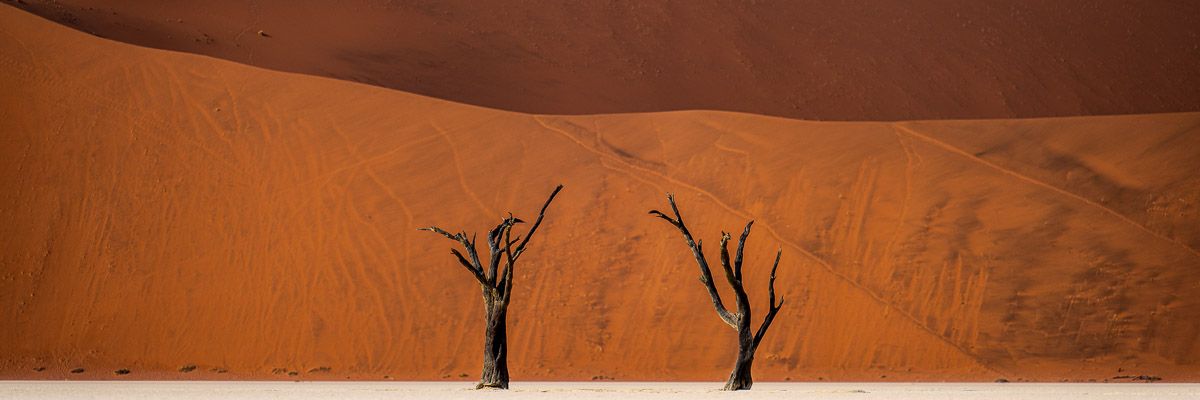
7 0 1200 121
1 4 1199 382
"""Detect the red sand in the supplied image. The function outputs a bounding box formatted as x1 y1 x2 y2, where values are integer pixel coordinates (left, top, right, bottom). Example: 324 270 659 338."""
1 4 1199 382
8 0 1200 121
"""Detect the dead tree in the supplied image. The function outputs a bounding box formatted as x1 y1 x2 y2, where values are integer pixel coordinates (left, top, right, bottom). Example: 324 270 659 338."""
650 193 784 391
418 184 563 389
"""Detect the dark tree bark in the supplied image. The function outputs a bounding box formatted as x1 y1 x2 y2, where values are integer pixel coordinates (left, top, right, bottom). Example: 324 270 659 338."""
650 193 784 391
419 184 563 389
478 302 508 388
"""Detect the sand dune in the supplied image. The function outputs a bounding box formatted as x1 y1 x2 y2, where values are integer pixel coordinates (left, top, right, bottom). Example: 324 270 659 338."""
1 4 1199 382
7 0 1200 120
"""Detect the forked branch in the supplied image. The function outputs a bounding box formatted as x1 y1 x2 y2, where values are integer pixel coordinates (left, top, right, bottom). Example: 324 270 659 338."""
418 226 488 285
419 184 564 297
650 193 786 335
650 193 738 328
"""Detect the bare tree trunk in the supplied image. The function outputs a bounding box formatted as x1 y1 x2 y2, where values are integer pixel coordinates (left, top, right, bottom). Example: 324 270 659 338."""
478 298 509 389
725 331 756 390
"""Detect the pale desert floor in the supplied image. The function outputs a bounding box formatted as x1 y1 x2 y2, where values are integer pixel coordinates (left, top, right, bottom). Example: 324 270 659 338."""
1 382 1198 400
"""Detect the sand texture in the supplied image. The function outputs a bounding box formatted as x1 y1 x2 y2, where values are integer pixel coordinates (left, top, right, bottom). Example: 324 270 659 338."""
1 4 1199 382
7 0 1200 120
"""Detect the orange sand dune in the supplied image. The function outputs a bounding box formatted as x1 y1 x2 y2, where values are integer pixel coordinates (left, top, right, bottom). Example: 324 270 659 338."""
7 0 1200 121
1 5 1199 382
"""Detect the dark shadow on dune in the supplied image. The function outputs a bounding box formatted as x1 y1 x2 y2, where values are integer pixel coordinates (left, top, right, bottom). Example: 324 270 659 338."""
7 0 1200 121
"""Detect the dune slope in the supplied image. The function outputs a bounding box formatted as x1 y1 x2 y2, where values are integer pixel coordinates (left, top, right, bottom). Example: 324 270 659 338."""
1 5 1199 381
7 0 1200 121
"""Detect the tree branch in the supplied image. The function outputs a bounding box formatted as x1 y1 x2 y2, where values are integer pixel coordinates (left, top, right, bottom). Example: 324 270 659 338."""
511 184 564 261
418 226 461 242
419 226 490 285
465 232 484 280
734 221 753 281
450 248 489 285
718 232 740 288
486 215 519 285
753 248 785 349
720 231 752 318
418 184 562 309
651 193 738 328
500 223 517 306
648 210 679 226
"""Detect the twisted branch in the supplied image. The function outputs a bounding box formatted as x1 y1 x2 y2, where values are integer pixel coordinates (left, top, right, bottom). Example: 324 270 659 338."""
650 193 738 328
650 193 785 335
420 185 563 298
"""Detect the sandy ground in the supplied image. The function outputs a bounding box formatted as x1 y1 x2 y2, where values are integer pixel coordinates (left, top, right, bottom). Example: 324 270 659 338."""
7 0 1200 120
2 382 1199 400
2 4 1200 383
